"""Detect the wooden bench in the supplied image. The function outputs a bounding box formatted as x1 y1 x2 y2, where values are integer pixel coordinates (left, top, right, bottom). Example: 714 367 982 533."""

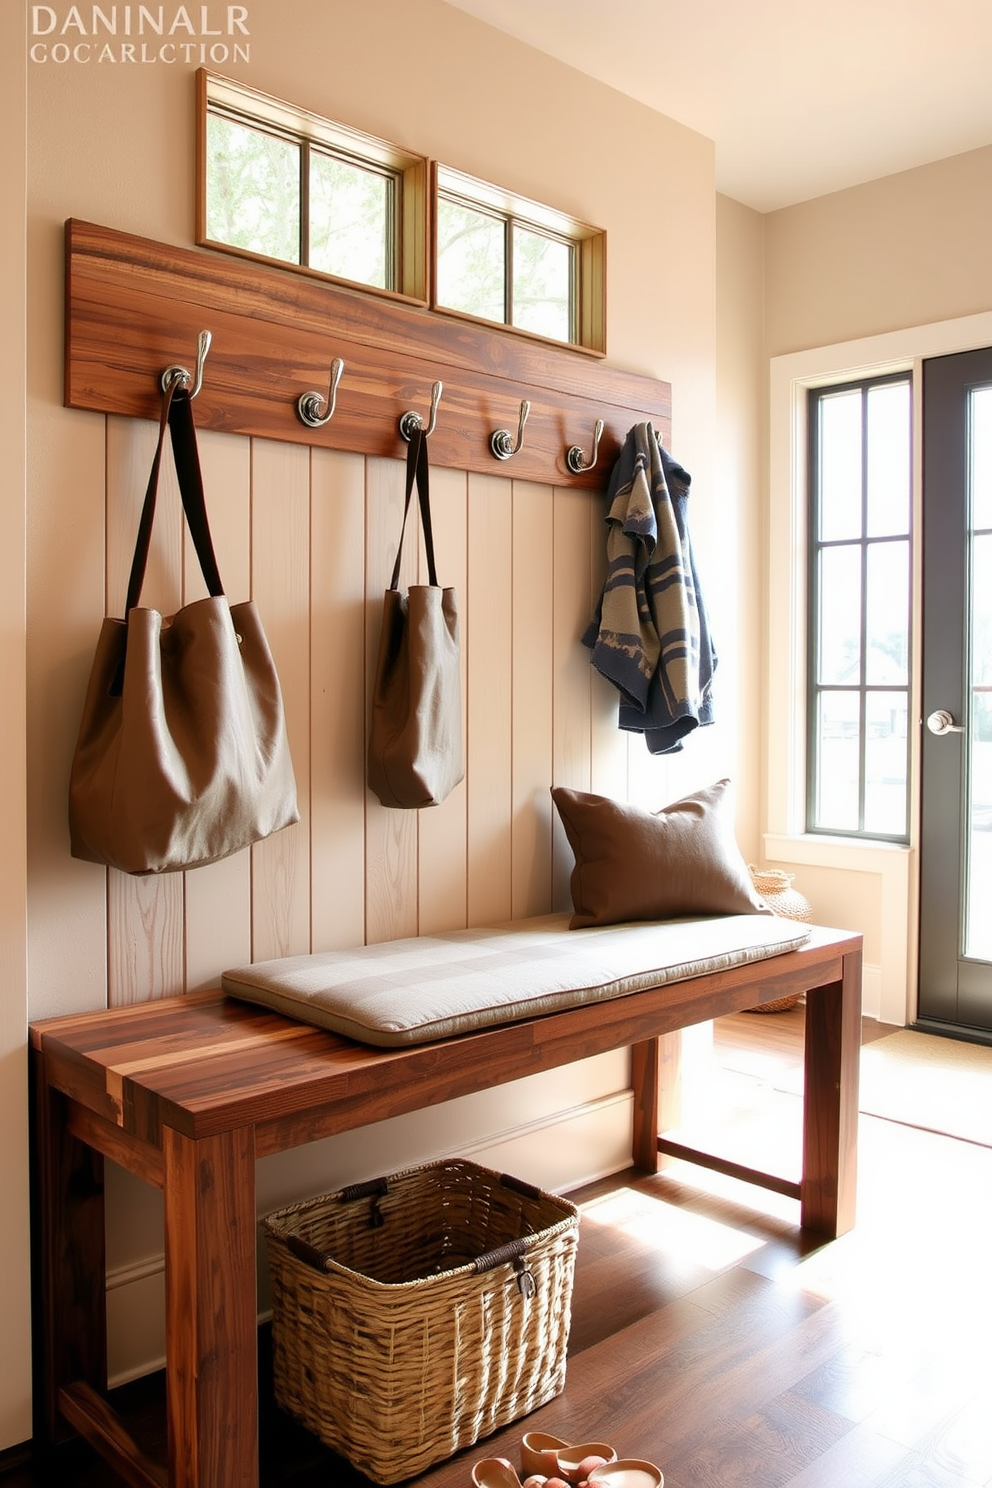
30 922 861 1488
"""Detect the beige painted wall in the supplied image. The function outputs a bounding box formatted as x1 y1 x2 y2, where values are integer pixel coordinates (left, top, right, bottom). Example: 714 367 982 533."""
715 194 765 858
0 1 31 1455
764 144 992 357
14 0 742 1413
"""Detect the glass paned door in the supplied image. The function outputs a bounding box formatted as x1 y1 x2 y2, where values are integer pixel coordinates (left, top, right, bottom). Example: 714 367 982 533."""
919 348 992 1037
965 392 992 959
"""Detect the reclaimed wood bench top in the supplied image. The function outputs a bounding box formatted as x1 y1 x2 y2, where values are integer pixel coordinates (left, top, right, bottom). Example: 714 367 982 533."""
31 923 861 1155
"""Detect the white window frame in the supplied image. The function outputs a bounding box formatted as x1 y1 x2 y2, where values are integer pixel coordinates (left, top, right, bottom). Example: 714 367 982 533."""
767 309 992 1027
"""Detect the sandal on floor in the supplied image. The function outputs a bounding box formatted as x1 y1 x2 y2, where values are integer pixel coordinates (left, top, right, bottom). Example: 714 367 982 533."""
587 1459 664 1488
520 1433 570 1477
556 1444 621 1483
520 1432 618 1482
472 1459 524 1488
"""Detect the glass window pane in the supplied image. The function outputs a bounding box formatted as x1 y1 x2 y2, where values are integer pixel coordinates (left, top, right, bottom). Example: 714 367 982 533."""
967 531 992 955
866 541 909 685
972 532 992 690
809 375 911 842
206 113 300 265
972 385 992 532
309 151 391 289
966 788 992 959
818 545 862 685
512 226 571 343
867 381 911 536
815 691 861 831
436 198 505 322
966 679 992 958
864 691 908 836
819 391 863 541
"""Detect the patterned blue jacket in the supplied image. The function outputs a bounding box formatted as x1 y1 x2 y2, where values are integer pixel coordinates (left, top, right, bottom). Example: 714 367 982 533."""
582 423 717 754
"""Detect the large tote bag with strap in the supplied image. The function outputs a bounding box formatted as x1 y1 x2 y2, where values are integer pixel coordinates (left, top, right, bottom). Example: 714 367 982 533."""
68 382 299 874
367 427 463 809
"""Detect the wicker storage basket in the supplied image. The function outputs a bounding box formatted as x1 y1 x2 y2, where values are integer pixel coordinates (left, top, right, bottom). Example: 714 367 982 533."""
263 1158 579 1485
746 867 814 1012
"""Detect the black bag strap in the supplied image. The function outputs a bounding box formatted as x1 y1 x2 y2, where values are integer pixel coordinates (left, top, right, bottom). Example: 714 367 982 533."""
110 382 225 696
123 380 225 617
388 426 439 592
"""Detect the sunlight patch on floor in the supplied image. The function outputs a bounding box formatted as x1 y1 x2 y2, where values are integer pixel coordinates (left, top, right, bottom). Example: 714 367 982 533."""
579 1184 766 1270
654 1158 802 1226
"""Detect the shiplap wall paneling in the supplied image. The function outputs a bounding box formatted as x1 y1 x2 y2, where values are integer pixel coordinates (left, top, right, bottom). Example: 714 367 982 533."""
551 485 596 911
511 479 555 920
183 427 253 991
250 438 312 963
310 448 367 952
466 473 514 928
365 455 419 945
29 408 109 1018
627 717 675 810
89 424 638 1006
106 414 184 1005
417 464 469 936
588 488 632 805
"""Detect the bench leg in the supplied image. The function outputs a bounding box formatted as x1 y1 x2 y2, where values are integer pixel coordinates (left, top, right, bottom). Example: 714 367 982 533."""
163 1125 258 1488
800 948 862 1237
631 1032 688 1173
31 1059 107 1445
630 1037 660 1171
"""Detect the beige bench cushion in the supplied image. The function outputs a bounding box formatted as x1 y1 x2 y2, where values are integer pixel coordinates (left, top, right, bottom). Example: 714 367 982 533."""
222 914 810 1048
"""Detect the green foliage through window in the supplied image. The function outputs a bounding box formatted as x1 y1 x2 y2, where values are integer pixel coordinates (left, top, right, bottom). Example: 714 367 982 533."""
512 225 572 343
205 108 397 290
436 199 506 322
309 150 393 289
435 179 577 346
199 73 421 298
198 72 605 349
206 114 301 265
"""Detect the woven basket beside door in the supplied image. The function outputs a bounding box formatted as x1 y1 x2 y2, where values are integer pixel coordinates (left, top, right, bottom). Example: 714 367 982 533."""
746 867 814 1012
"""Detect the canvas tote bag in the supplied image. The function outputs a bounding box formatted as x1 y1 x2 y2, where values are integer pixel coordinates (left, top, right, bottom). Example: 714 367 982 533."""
367 427 463 809
68 381 299 874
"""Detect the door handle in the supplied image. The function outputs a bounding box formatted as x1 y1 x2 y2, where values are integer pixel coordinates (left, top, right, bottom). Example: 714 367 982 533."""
926 709 965 735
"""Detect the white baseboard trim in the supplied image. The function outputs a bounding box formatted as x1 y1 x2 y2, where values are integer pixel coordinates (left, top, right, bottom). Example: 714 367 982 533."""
861 963 883 1022
106 1259 166 1388
106 1090 634 1388
454 1089 634 1189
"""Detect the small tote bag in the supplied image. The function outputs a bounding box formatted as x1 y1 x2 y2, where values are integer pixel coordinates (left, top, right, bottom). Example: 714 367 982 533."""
68 381 299 874
367 428 463 809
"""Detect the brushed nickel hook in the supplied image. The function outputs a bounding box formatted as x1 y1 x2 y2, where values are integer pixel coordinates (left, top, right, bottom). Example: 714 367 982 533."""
399 380 443 441
567 418 605 474
161 329 212 400
490 400 531 461
297 357 345 429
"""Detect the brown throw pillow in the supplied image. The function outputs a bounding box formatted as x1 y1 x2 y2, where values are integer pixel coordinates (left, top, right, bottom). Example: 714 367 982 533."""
551 779 770 929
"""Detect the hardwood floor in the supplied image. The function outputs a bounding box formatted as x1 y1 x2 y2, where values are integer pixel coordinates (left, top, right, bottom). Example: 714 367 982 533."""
9 1009 992 1487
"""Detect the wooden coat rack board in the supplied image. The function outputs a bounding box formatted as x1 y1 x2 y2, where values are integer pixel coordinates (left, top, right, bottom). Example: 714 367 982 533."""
64 219 672 487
